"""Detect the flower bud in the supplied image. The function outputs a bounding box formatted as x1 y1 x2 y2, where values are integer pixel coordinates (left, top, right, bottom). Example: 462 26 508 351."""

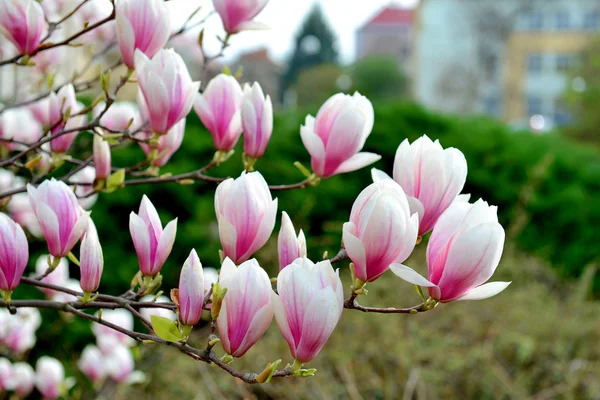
301 92 380 178
135 49 200 135
178 249 205 326
115 0 170 69
78 345 106 383
93 134 111 180
373 135 468 235
35 357 65 400
391 199 510 302
194 74 243 151
138 118 185 167
343 180 419 283
129 195 177 277
242 82 273 158
11 362 35 398
0 213 29 292
273 258 343 363
215 172 277 264
217 258 273 357
277 212 306 271
79 220 103 293
212 0 269 34
27 179 90 258
0 0 46 55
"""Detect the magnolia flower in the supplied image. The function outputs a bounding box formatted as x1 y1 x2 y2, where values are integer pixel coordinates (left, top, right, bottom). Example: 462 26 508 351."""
115 0 170 69
94 101 140 132
343 180 418 283
139 295 176 323
69 166 98 210
78 345 106 383
47 84 85 151
0 107 42 151
214 172 277 264
277 211 306 270
35 357 64 400
129 195 177 277
242 82 273 158
194 74 243 151
217 258 273 357
273 258 343 363
301 92 380 178
178 249 205 326
0 213 28 292
93 134 111 180
212 0 269 33
138 118 185 167
51 278 81 303
0 358 11 392
92 309 135 351
79 220 103 293
103 345 134 383
35 255 69 297
391 199 510 302
135 49 200 135
372 135 468 235
28 179 90 257
11 362 35 398
0 0 46 55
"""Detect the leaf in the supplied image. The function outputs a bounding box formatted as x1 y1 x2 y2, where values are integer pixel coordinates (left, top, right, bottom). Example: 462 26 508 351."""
105 169 125 193
151 315 183 342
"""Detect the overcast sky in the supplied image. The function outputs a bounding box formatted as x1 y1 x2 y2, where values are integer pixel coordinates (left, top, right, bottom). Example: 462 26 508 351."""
168 0 419 65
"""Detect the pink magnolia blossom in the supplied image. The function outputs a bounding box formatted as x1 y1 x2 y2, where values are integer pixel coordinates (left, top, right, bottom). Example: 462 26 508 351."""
129 195 177 277
301 92 380 178
79 220 103 293
7 193 42 237
214 172 277 264
391 199 510 303
139 295 176 323
277 211 306 271
78 0 114 43
27 179 90 258
372 135 468 235
78 345 106 383
93 134 111 180
47 84 86 152
11 362 35 398
0 358 11 392
115 0 170 69
35 357 64 400
138 118 185 167
342 180 419 283
35 255 69 297
212 0 269 34
104 345 134 383
217 257 273 357
0 0 46 55
0 107 42 151
135 49 200 135
94 101 141 132
178 249 205 326
0 213 28 291
194 74 243 151
242 82 273 158
69 166 98 210
92 309 135 351
273 258 343 363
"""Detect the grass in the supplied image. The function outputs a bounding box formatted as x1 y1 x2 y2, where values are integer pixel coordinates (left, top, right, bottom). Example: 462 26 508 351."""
109 245 600 400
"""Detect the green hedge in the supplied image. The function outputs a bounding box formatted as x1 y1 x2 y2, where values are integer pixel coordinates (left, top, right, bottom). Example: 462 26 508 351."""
31 101 600 297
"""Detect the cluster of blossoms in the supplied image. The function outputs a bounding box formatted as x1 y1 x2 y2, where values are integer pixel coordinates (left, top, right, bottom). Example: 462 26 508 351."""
0 0 510 389
0 356 73 399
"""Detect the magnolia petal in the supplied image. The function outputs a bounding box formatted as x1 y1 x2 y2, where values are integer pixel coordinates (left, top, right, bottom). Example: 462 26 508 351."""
129 212 151 274
371 168 392 182
230 303 273 357
334 152 382 175
389 263 436 287
453 281 511 301
35 203 61 257
62 211 91 257
152 218 177 275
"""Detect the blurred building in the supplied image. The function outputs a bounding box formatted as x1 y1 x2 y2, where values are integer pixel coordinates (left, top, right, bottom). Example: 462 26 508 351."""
356 6 415 74
232 48 283 106
414 0 600 130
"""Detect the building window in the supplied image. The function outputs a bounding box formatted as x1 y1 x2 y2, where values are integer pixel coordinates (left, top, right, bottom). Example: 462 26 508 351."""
554 100 572 126
527 54 543 73
555 11 570 30
556 54 574 72
527 95 543 116
522 11 544 30
583 11 600 30
483 95 500 116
